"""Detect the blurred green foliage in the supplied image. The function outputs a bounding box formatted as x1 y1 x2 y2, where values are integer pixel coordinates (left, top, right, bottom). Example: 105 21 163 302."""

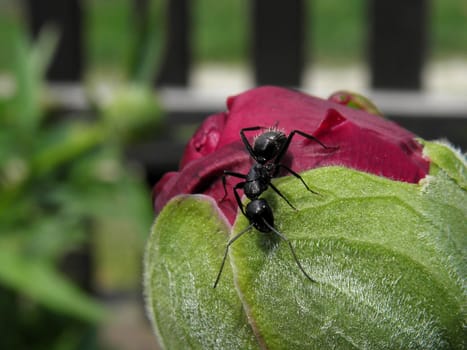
192 0 467 64
431 0 467 59
193 0 248 63
85 0 167 83
310 0 366 63
0 20 160 350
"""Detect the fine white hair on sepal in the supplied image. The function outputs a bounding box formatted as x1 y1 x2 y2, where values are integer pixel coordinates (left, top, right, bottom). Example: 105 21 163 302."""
422 139 467 166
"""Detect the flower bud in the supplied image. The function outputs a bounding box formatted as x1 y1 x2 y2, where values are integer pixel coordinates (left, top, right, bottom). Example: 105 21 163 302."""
145 86 466 349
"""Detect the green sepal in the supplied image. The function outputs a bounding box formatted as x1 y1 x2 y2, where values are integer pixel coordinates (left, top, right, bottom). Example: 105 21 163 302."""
231 166 465 349
144 195 259 350
420 139 467 190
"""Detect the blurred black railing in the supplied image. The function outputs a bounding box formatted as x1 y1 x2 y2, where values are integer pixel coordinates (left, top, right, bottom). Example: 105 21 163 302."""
25 0 466 181
25 0 429 89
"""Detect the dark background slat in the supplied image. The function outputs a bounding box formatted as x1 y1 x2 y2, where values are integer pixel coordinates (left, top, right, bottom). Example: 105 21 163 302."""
368 0 428 90
155 0 190 86
252 0 305 86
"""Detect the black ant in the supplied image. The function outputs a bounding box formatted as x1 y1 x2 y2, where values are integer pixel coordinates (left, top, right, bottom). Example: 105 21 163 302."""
214 126 336 288
222 126 336 211
213 198 314 288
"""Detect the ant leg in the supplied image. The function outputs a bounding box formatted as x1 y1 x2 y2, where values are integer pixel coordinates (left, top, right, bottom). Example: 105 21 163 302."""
276 129 337 164
263 220 316 283
221 171 247 202
213 223 254 288
277 164 319 195
232 182 246 215
268 182 297 210
240 126 265 161
290 129 335 150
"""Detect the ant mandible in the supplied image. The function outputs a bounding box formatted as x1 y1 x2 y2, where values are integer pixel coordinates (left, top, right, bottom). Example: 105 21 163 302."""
222 126 336 212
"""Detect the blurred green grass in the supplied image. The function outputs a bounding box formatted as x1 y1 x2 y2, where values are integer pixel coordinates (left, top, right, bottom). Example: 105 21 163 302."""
0 0 466 74
0 16 162 348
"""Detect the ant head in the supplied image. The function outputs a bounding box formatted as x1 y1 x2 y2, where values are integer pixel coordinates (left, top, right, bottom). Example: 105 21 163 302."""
253 129 287 164
246 199 274 233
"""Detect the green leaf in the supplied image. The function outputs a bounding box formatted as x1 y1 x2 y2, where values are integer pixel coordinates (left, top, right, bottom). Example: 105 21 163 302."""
145 164 466 349
144 195 259 350
0 249 106 323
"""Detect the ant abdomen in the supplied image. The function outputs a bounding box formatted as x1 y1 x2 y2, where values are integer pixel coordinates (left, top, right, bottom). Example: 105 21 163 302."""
245 199 274 233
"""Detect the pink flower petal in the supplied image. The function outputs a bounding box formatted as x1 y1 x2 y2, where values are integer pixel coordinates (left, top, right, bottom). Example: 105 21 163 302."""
153 86 429 224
